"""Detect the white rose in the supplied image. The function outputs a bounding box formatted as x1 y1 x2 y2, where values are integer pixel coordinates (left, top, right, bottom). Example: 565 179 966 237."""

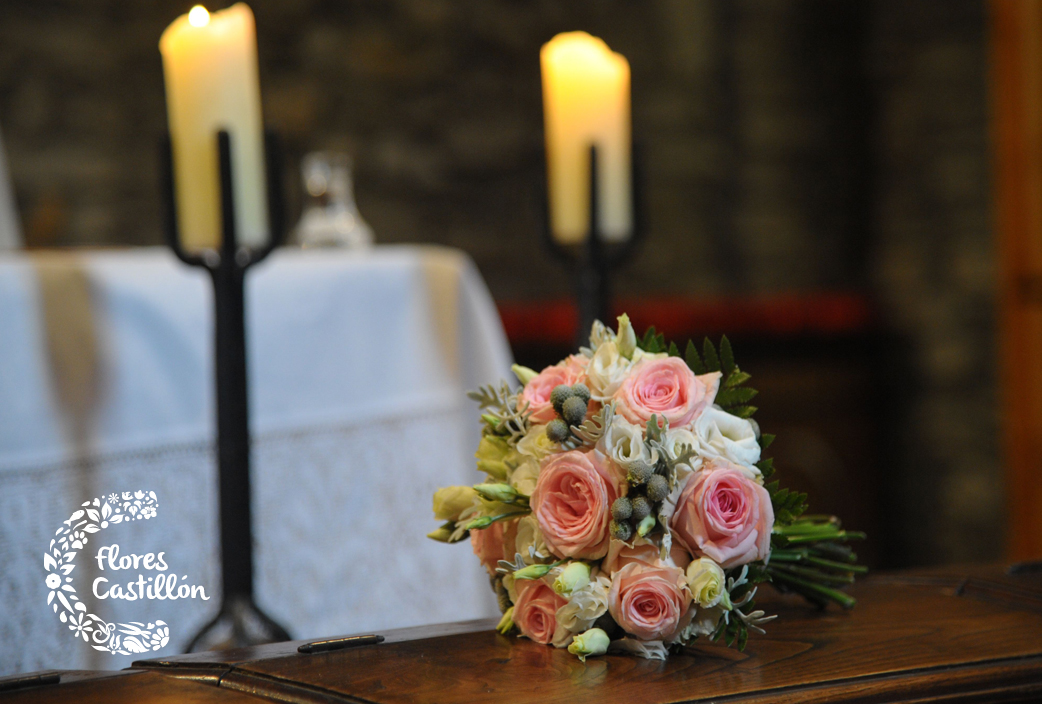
555 575 611 634
509 457 541 497
685 557 729 609
693 406 761 472
599 416 657 470
515 515 550 565
516 424 556 460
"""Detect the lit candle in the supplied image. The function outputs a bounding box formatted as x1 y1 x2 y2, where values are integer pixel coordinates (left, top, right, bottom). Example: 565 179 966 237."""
160 3 267 249
540 32 632 245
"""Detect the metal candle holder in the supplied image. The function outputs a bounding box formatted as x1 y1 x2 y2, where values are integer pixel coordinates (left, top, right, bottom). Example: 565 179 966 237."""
543 145 644 346
160 130 291 650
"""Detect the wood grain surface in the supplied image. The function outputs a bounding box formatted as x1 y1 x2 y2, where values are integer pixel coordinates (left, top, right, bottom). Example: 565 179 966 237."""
126 566 1042 704
0 669 268 704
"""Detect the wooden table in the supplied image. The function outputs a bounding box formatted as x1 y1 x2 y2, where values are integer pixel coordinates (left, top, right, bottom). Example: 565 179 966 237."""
4 564 1042 703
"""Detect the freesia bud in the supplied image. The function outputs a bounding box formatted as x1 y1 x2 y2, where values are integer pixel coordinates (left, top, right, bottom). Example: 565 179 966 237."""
553 561 591 596
496 607 515 635
473 483 521 504
432 486 477 521
567 628 610 662
426 524 454 542
476 460 508 480
512 364 539 385
513 563 554 581
476 436 511 479
616 313 637 360
477 435 510 460
465 515 494 530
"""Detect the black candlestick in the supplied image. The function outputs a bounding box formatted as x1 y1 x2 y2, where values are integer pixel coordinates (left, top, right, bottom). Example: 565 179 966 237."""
543 144 644 346
161 130 290 651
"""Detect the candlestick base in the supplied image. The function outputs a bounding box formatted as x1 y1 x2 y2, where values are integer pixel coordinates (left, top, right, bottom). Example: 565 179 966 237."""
186 595 291 652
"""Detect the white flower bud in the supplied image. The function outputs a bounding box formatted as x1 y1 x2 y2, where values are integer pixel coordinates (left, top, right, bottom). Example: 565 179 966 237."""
473 483 520 504
553 561 591 596
686 557 730 609
512 364 539 385
567 628 610 662
616 313 637 360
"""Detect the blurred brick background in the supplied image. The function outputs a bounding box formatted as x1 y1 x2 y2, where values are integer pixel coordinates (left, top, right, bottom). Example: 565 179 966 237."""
0 0 997 565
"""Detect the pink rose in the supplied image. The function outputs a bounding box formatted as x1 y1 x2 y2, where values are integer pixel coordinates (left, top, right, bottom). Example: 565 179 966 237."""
670 460 774 569
470 518 518 576
513 578 567 645
613 357 721 429
608 562 692 642
602 537 692 576
562 354 590 376
530 450 625 560
518 359 587 424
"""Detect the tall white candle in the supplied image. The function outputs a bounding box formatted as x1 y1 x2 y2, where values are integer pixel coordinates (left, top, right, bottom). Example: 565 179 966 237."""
541 32 632 245
160 4 268 249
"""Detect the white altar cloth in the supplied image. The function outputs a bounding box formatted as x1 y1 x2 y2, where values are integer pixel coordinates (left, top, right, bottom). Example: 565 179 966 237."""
0 245 511 674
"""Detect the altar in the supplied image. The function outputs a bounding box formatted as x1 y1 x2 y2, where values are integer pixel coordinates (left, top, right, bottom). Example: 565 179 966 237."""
0 245 511 674
4 563 1041 703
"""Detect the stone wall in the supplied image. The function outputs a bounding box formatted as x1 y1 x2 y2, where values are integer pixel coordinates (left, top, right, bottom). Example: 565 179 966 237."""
0 0 996 563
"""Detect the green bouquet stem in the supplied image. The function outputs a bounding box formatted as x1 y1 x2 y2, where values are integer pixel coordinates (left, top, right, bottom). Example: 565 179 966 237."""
782 530 866 545
770 563 855 585
771 550 869 574
768 569 858 609
808 541 859 563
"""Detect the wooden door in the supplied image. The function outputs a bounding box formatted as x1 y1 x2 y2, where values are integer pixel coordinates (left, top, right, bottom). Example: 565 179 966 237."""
993 0 1042 560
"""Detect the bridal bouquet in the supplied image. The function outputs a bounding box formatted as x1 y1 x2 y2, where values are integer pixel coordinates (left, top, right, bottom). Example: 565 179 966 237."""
428 315 865 661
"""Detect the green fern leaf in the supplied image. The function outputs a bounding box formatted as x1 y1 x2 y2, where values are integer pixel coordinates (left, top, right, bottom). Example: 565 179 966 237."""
720 336 736 376
702 338 720 373
724 371 752 388
685 340 706 374
715 387 759 408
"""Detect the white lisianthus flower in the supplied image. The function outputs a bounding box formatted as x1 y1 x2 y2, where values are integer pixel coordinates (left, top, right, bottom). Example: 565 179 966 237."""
555 575 611 635
515 515 551 565
685 557 729 609
607 637 669 660
661 427 703 480
693 406 762 472
509 457 541 497
517 424 556 460
683 605 726 639
586 340 634 401
587 319 615 351
599 416 658 471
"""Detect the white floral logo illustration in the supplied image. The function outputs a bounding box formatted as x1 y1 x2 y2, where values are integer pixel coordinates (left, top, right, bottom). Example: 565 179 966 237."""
45 490 171 654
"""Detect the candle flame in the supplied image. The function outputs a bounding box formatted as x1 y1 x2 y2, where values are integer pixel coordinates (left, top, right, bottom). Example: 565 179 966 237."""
188 5 210 27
